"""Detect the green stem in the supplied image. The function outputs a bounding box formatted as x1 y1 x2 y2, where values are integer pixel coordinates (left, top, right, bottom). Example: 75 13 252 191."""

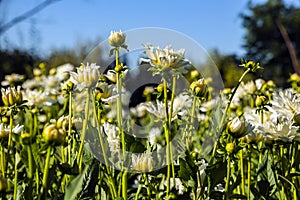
27 145 33 196
144 173 151 198
13 153 18 200
163 78 171 200
169 75 177 184
5 113 13 179
0 146 5 177
211 68 251 159
122 170 128 200
68 91 72 165
247 144 251 200
76 89 90 172
115 49 127 200
135 181 142 200
280 145 285 200
225 154 231 200
240 149 245 196
41 146 52 198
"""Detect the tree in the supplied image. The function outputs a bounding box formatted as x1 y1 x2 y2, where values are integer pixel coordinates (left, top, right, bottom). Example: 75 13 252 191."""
241 0 300 86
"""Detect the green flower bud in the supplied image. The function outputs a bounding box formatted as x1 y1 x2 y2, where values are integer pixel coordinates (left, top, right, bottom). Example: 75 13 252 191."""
226 143 235 154
114 64 123 72
43 124 66 146
156 84 164 93
289 73 300 82
190 78 207 97
190 70 199 79
255 95 267 107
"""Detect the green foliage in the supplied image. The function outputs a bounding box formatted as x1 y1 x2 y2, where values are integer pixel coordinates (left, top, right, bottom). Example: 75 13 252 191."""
241 0 300 86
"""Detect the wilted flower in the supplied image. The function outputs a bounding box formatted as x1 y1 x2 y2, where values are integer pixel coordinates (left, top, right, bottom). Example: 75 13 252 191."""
70 63 101 91
1 86 23 107
132 153 154 172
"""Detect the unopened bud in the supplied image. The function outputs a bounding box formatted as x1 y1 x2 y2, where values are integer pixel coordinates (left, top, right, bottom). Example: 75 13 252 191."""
226 143 235 154
255 95 267 107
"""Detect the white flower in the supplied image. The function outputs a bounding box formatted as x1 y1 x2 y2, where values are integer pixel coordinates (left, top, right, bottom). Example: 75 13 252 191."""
244 80 257 94
149 127 161 146
199 99 217 112
108 30 126 48
23 89 54 107
12 124 24 134
255 78 265 90
103 122 120 153
0 124 24 138
271 88 300 120
1 73 25 86
214 183 225 192
132 153 154 171
70 63 101 91
143 44 185 68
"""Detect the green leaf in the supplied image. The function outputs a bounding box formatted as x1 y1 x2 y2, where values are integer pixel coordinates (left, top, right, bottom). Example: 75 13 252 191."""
64 159 96 200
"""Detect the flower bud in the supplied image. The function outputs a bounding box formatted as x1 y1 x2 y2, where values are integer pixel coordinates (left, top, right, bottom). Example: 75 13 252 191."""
1 86 23 106
33 68 42 77
225 143 235 154
227 117 246 138
114 64 123 72
43 124 66 146
156 84 164 93
190 70 199 79
0 127 8 139
255 95 267 107
49 68 57 75
289 73 300 82
108 30 126 48
190 78 207 97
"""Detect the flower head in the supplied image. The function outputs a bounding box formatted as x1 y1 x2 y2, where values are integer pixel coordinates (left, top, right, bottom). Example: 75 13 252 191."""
70 63 101 91
143 44 186 69
109 30 127 48
227 117 253 138
132 153 154 172
1 86 23 107
108 30 128 56
190 78 208 98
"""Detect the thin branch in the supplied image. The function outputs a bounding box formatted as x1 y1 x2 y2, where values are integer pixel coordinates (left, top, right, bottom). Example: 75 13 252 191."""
0 0 61 35
276 19 300 74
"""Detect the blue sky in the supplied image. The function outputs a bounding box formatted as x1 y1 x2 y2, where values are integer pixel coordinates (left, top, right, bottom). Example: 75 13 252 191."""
1 0 299 57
